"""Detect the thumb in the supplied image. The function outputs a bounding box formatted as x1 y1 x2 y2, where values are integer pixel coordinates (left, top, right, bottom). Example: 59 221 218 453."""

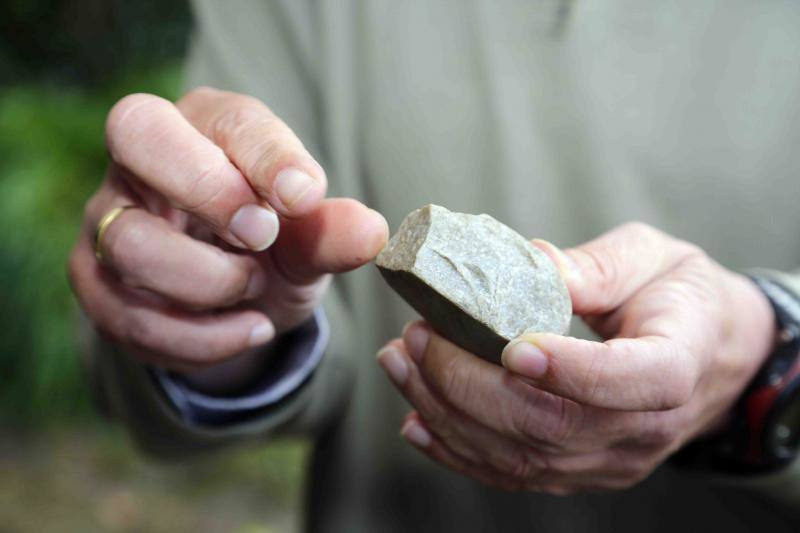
532 222 700 315
272 198 389 286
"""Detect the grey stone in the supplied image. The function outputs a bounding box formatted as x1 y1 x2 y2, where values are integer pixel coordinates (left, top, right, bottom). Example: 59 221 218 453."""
376 204 571 363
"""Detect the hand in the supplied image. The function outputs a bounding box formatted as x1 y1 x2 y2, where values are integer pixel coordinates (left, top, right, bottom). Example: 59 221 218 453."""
69 87 387 382
377 223 775 494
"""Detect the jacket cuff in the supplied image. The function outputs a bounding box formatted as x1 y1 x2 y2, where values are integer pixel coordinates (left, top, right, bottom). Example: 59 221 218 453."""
153 308 330 426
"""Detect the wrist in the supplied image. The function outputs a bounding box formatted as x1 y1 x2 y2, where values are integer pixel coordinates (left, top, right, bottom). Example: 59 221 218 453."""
674 274 800 473
692 274 775 439
737 273 778 375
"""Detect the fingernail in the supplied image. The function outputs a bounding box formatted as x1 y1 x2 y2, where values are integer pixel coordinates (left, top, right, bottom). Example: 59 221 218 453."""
402 321 430 363
532 239 580 281
377 346 409 386
229 205 279 251
370 208 390 244
243 270 266 299
274 168 317 209
401 420 432 448
502 339 548 378
249 321 275 347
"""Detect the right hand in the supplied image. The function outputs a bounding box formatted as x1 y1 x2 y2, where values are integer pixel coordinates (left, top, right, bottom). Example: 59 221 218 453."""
68 87 388 380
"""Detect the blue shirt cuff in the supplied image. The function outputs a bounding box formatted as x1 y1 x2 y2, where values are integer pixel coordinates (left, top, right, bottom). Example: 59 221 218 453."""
153 308 330 426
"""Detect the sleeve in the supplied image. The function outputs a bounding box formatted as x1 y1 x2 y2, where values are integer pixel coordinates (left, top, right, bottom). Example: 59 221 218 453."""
754 268 800 299
85 287 357 459
155 308 329 427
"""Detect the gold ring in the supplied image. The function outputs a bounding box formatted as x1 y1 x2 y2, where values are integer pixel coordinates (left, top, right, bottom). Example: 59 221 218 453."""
94 205 138 262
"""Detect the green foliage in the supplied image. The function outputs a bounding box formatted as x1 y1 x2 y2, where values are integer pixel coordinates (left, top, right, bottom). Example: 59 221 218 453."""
0 64 183 423
0 0 191 85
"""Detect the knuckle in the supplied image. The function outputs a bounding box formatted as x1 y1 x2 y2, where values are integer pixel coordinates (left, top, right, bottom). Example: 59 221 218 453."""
436 355 473 404
656 387 689 412
211 258 252 305
178 153 229 213
597 415 633 443
249 137 305 190
273 275 329 312
509 406 539 442
659 345 698 409
506 390 579 448
211 103 305 188
580 352 606 406
679 241 706 261
212 103 275 148
182 275 246 311
183 85 220 102
232 94 269 113
580 247 621 306
543 400 581 447
420 393 452 429
422 408 449 436
620 221 703 262
104 218 152 277
634 416 680 449
618 221 657 238
247 131 291 185
547 412 573 446
543 453 586 478
670 375 697 409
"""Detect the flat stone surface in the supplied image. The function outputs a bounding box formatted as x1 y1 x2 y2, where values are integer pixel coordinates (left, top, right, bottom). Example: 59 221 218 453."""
376 204 571 363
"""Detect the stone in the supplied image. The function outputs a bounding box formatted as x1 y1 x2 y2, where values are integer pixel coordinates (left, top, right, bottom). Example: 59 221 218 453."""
376 204 571 363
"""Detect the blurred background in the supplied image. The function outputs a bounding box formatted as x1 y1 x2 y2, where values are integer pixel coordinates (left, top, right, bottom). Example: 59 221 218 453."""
1 1 305 531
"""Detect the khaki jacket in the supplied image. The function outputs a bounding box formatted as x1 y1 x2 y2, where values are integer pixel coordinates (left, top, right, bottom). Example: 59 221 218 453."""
91 1 800 531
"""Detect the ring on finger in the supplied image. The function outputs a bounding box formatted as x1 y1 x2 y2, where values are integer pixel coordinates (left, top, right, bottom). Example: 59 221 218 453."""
94 205 138 262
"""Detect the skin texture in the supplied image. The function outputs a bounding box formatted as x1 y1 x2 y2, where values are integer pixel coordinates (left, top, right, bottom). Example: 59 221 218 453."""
377 223 776 494
68 87 388 388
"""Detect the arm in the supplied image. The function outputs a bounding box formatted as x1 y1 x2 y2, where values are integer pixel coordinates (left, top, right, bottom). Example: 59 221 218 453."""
70 84 385 457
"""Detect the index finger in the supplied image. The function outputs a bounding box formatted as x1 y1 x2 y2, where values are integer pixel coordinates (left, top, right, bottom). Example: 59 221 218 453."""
105 93 278 251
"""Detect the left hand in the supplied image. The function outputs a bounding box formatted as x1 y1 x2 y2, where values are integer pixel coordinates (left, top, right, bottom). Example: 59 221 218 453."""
377 222 775 494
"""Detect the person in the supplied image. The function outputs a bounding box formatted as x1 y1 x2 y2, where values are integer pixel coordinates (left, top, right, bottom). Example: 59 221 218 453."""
68 1 800 531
